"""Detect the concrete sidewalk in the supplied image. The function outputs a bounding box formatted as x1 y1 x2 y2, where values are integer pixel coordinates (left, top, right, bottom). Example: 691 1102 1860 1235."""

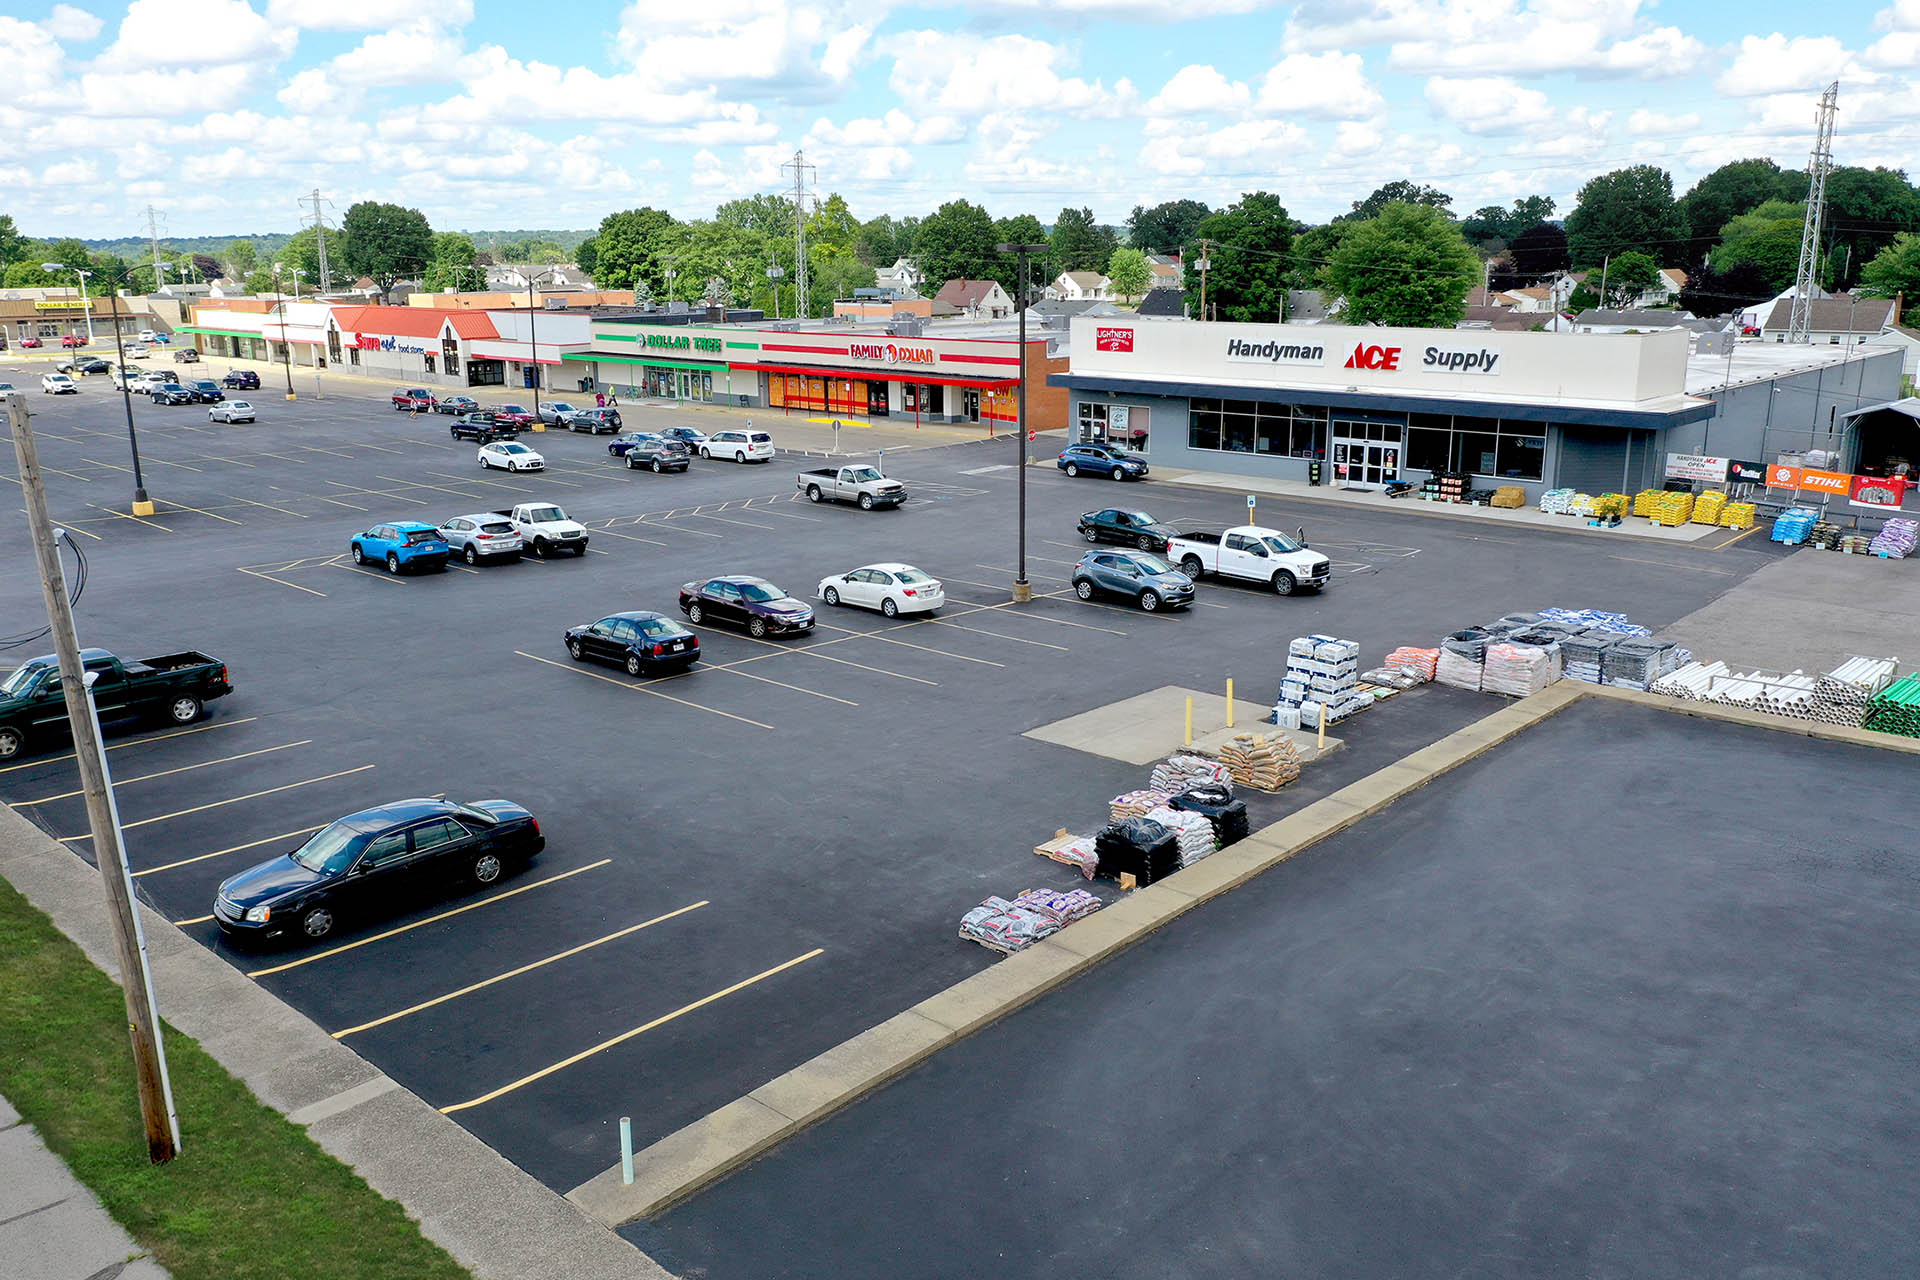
0 1092 170 1280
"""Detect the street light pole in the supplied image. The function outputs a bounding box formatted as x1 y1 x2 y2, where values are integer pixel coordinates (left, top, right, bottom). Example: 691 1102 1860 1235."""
272 263 296 402
526 266 558 416
47 263 148 513
997 241 1048 603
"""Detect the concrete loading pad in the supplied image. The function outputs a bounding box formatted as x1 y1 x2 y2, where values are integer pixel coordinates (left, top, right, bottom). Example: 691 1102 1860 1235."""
1023 684 1339 767
638 698 1920 1278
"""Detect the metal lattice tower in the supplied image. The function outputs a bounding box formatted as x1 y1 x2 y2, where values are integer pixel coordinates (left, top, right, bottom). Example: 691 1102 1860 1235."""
1786 81 1839 345
146 205 166 290
781 150 814 319
303 189 334 295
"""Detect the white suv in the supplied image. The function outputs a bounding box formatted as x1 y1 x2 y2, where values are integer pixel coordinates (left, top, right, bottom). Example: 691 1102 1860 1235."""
40 373 77 394
703 429 775 463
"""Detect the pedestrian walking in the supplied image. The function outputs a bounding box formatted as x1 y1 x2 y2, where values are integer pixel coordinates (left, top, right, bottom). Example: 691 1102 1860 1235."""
608 390 619 407
596 391 606 408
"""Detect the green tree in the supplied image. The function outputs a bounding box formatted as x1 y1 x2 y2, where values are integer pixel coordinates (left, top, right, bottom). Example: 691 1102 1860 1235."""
87 253 131 292
591 207 679 293
1105 247 1151 302
241 269 278 295
1565 165 1686 269
1507 222 1570 282
1283 222 1352 290
423 231 486 292
1339 181 1453 223
1677 158 1801 268
1824 166 1920 289
806 253 875 316
226 239 259 277
1126 199 1210 254
1325 202 1481 327
807 193 859 259
1566 282 1599 312
340 201 434 299
1599 250 1661 307
0 214 27 271
1859 231 1920 300
575 236 598 276
280 225 345 287
1182 191 1294 322
1707 200 1807 293
1050 206 1114 273
912 199 1000 293
716 194 797 237
1461 195 1555 248
42 237 94 273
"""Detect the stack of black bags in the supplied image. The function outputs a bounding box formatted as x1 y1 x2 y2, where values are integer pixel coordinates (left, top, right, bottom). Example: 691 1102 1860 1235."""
1169 783 1250 848
1094 818 1181 886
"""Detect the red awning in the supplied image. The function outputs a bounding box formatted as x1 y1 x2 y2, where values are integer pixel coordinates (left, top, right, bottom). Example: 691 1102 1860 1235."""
727 361 1016 390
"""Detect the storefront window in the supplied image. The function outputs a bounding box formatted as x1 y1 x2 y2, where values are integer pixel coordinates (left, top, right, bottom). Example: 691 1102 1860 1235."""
1189 400 1221 451
1222 407 1258 453
1496 434 1545 479
1405 428 1450 472
423 354 436 374
1395 411 1544 481
1452 430 1498 476
1078 402 1108 441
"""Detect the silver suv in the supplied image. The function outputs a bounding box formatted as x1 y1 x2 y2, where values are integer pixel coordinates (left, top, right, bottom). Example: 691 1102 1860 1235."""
436 513 524 565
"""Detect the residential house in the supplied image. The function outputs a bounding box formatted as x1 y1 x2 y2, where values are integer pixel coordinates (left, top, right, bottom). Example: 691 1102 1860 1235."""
1134 290 1189 319
1760 294 1895 347
1495 286 1557 312
1047 271 1111 302
1573 308 1706 334
931 278 1014 319
1864 323 1920 386
1146 255 1182 290
1286 290 1332 323
486 263 591 290
1458 306 1574 333
875 258 923 297
1630 267 1689 308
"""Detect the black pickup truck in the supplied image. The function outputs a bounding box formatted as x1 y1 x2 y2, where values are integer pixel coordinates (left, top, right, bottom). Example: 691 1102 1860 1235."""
0 647 233 760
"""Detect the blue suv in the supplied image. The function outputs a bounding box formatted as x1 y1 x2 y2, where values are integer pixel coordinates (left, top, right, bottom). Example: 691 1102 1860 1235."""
1058 442 1148 481
350 521 450 575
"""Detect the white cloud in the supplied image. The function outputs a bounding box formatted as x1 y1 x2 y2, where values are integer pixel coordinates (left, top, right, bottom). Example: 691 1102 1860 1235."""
1333 120 1384 156
805 108 960 148
615 0 874 99
44 4 103 40
1146 65 1249 116
1287 0 1702 78
1256 51 1383 117
78 64 264 115
1715 34 1855 95
1874 0 1920 29
1626 108 1701 136
263 0 472 31
970 0 1272 14
96 0 294 69
1423 76 1555 134
277 20 466 109
1140 118 1309 176
884 31 1132 117
1864 7 1920 68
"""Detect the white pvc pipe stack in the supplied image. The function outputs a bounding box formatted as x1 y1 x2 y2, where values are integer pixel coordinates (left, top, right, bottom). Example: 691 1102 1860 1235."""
1652 661 1727 700
1810 655 1898 727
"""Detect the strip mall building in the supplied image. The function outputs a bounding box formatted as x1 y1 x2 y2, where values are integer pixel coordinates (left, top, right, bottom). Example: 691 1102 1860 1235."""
1055 317 1903 497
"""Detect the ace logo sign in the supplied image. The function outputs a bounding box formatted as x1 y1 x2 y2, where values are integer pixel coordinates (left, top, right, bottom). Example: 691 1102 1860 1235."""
1095 327 1134 353
1343 343 1402 370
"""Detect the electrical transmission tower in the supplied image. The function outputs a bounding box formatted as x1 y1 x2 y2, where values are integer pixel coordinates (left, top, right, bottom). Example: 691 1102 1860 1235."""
782 150 815 319
146 205 166 291
302 188 334 295
1785 81 1838 345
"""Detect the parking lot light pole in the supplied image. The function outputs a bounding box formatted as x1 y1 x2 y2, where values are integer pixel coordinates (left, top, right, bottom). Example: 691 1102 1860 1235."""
525 267 559 419
47 263 150 513
45 262 95 345
997 241 1047 603
271 263 296 403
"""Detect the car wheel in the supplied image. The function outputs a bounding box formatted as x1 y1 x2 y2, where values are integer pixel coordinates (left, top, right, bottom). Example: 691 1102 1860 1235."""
473 853 502 885
1137 534 1154 550
573 543 587 557
0 725 26 760
480 457 491 469
823 586 841 606
700 447 712 459
350 543 365 565
1064 463 1079 477
627 456 639 469
1109 468 1125 481
386 552 401 574
533 538 549 557
1082 528 1099 542
567 638 583 660
858 492 875 511
686 602 704 624
167 695 202 724
880 597 899 618
450 428 460 440
626 653 643 676
1180 556 1204 578
651 459 663 473
733 450 746 462
1074 579 1095 600
464 545 478 565
301 906 334 939
1139 589 1160 612
1272 570 1296 596
748 617 769 639
806 485 823 503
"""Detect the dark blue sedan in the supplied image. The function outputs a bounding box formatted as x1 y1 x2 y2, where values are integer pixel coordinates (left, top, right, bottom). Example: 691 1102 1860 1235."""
1058 442 1148 481
213 798 544 943
1071 550 1195 612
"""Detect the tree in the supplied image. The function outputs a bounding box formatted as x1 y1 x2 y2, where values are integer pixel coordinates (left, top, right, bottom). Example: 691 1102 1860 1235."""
575 236 598 276
1126 199 1210 254
1824 166 1920 289
43 237 94 272
1051 206 1115 273
1507 222 1570 282
806 254 874 316
912 199 1000 293
990 214 1052 302
1106 247 1151 302
241 269 278 295
340 201 434 299
807 193 859 259
591 207 679 293
1565 165 1686 269
1339 181 1452 223
1462 196 1556 249
423 231 486 292
702 276 733 306
0 214 24 271
1325 202 1481 327
87 253 132 292
1599 251 1660 308
1677 262 1773 317
716 194 797 238
225 239 258 278
2 261 58 287
1283 222 1352 291
1708 200 1807 293
1566 282 1599 313
1860 232 1920 300
1677 158 1800 268
1182 191 1294 322
281 225 345 287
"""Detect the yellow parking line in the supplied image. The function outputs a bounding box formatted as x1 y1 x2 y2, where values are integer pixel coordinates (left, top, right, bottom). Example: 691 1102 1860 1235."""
331 900 710 1038
58 765 375 840
437 947 824 1114
0 715 259 776
172 913 215 926
247 859 613 977
1711 525 1762 549
513 651 775 730
238 565 327 598
135 823 328 878
87 502 173 532
14 740 310 807
160 498 243 525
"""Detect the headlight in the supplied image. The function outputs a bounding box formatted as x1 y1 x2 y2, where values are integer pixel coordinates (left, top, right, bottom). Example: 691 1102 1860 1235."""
245 904 272 923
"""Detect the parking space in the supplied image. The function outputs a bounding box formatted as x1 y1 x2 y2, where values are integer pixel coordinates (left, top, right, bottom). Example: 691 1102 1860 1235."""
0 376 1791 1195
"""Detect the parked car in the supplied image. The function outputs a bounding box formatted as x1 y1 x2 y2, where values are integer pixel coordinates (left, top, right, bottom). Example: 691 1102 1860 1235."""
702 429 775 462
1079 508 1178 552
566 407 623 434
817 563 945 618
622 435 691 473
0 647 233 762
173 348 201 363
564 611 700 675
391 387 437 412
134 371 178 393
61 334 86 348
185 379 224 403
40 373 77 394
1071 550 1195 612
110 367 143 390
137 329 159 343
679 576 815 638
349 522 450 574
1167 525 1331 596
606 431 662 458
213 797 544 943
492 503 588 557
19 336 43 348
1058 442 1148 481
221 370 261 390
150 384 195 405
478 441 544 472
493 404 535 428
450 412 516 443
536 401 581 427
436 513 523 565
434 395 479 416
209 401 256 423
124 344 148 359
57 356 111 375
659 426 707 450
797 464 905 510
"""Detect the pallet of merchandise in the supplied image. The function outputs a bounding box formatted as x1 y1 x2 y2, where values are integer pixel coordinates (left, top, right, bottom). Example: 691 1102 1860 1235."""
1690 491 1728 524
1718 502 1756 530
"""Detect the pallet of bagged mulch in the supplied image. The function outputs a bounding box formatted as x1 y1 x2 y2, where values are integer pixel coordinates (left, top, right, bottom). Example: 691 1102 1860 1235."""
1033 828 1099 878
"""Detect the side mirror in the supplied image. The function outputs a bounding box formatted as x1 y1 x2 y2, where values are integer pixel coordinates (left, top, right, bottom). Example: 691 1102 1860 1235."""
1297 526 1309 547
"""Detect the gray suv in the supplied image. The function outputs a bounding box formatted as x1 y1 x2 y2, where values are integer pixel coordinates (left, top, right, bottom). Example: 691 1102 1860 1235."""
621 434 691 473
1071 550 1195 612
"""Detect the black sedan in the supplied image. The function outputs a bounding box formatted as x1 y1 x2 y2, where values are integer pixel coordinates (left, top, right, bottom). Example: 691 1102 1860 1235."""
150 384 195 405
565 610 700 675
1079 507 1179 552
213 798 543 943
435 395 480 415
61 356 111 374
679 575 815 638
221 370 261 390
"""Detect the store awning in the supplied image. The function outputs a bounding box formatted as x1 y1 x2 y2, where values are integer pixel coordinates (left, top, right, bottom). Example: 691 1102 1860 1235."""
1839 397 1920 422
733 361 1016 391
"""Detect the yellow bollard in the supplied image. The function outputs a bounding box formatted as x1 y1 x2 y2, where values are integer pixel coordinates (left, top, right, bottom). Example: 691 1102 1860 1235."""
1317 712 1326 752
1226 678 1234 728
1184 696 1193 747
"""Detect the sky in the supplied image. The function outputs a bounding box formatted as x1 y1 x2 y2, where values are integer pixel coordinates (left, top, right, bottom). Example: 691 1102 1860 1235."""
4 0 1919 240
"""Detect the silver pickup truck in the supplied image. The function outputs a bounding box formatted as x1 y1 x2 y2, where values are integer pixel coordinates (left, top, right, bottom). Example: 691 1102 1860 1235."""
797 464 906 510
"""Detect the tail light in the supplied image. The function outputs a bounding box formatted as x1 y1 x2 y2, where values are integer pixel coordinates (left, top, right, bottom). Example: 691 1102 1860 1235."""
218 665 229 684
903 589 917 597
650 644 664 656
529 817 540 835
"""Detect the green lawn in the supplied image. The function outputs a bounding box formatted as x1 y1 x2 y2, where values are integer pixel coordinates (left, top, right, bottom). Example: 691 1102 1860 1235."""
0 875 471 1280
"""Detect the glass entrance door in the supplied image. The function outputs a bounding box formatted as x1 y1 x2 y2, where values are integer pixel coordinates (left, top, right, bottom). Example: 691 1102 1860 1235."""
1330 419 1403 487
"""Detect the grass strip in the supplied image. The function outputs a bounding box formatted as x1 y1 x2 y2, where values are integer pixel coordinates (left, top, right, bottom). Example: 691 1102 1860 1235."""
0 873 470 1280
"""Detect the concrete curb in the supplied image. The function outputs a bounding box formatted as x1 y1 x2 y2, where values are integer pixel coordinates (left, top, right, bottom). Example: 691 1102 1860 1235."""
0 805 671 1280
1579 683 1920 754
566 680 1588 1226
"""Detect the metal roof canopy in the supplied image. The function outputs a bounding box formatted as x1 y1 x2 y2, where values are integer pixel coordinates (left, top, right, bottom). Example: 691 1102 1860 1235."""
1839 397 1920 422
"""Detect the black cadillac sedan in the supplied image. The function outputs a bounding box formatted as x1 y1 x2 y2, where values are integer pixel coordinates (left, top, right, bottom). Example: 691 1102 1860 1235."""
678 575 815 638
214 798 543 944
565 610 700 674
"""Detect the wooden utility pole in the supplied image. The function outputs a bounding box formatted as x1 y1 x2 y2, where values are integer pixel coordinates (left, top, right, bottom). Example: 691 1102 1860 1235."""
1197 238 1212 322
2 392 179 1163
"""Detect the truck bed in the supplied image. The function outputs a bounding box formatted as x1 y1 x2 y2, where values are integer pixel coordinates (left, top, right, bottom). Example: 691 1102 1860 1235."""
129 651 218 675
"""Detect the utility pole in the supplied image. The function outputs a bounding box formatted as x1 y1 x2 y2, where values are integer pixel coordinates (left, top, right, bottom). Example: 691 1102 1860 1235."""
1197 238 1212 322
145 205 166 297
303 189 334 295
1598 254 1611 310
1788 82 1840 344
3 391 179 1164
782 150 815 319
997 241 1047 603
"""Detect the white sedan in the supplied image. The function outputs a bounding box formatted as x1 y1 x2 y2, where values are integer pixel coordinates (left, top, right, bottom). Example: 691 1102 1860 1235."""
479 441 545 472
209 400 255 423
818 563 946 618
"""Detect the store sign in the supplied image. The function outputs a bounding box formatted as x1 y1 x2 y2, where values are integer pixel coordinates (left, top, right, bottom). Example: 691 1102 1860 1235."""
1727 459 1766 484
1225 337 1324 366
644 333 723 353
1665 453 1730 483
1095 327 1135 353
847 341 937 366
1420 345 1500 374
1767 464 1853 495
1343 343 1402 370
34 299 94 309
351 334 426 354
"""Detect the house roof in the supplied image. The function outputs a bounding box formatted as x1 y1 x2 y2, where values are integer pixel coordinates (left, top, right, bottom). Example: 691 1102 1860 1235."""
1146 254 1179 266
1061 271 1108 288
1458 305 1561 331
1659 268 1689 289
1148 259 1180 276
1761 294 1896 334
932 279 1004 308
1575 308 1697 328
331 305 497 340
1135 290 1188 317
1838 396 1920 422
1510 286 1552 300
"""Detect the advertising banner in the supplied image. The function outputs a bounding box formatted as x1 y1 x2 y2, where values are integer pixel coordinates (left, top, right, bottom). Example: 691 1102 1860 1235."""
1664 453 1730 483
1726 459 1766 485
1767 464 1853 495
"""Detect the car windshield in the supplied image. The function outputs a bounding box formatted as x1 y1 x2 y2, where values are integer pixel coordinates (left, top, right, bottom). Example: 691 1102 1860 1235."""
738 580 786 603
634 618 689 638
843 466 881 483
405 529 441 545
499 444 528 454
1 666 44 697
1261 533 1302 554
290 823 371 874
1130 554 1175 574
1123 511 1154 525
896 568 935 584
524 506 564 522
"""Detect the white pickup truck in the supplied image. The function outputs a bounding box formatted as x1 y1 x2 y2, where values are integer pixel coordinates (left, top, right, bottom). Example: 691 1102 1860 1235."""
1166 525 1331 595
797 464 906 510
491 502 589 557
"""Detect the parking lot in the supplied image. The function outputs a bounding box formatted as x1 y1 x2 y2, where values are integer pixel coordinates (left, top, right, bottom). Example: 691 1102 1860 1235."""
0 366 1791 1193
